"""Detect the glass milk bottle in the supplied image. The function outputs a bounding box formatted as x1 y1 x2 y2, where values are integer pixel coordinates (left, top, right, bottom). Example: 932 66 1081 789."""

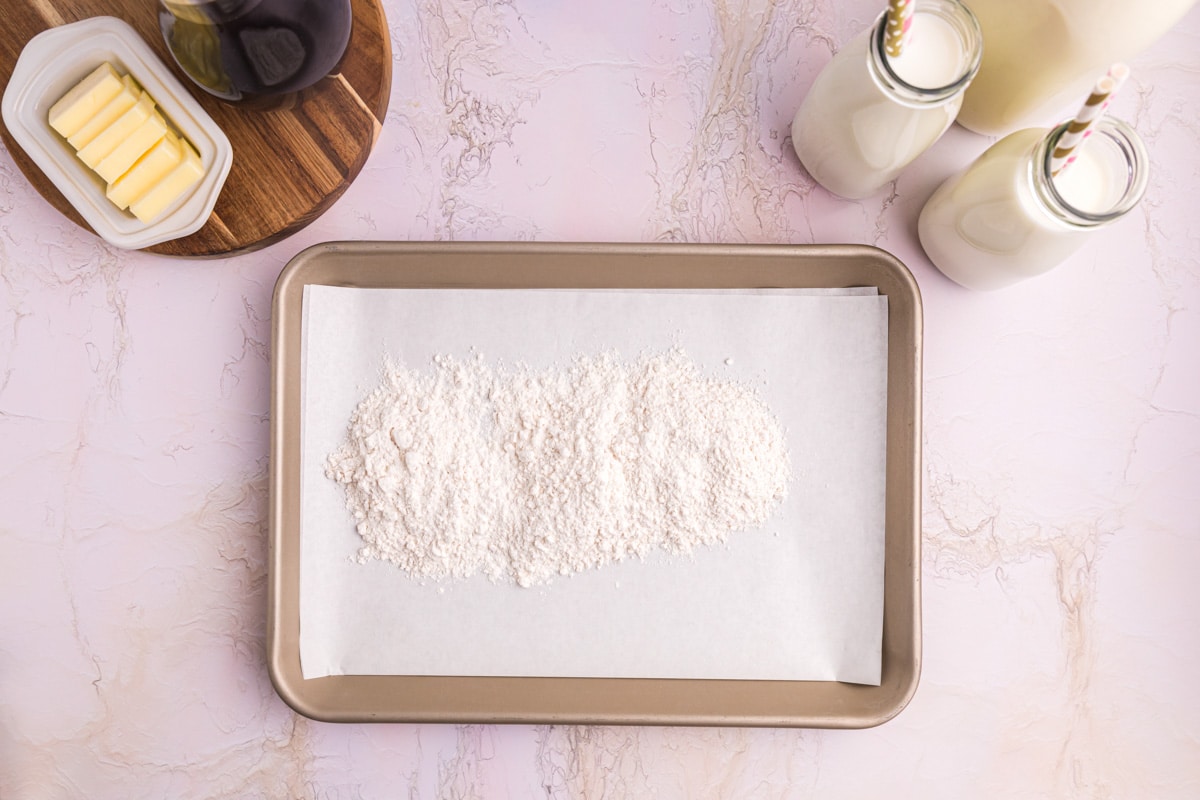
790 0 983 200
917 117 1148 290
958 0 1196 136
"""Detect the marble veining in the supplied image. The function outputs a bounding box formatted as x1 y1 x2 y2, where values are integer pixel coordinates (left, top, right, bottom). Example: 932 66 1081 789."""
2 0 1199 797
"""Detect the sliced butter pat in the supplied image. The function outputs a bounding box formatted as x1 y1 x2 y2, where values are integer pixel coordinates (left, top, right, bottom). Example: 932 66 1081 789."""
106 132 183 210
95 111 168 183
67 75 140 150
130 140 204 223
76 92 154 169
48 62 124 138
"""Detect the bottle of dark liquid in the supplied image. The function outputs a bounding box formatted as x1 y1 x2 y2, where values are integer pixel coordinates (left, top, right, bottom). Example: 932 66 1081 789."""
159 0 352 107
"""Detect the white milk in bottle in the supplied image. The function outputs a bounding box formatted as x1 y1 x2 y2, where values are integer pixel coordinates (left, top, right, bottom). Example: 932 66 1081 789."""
917 117 1148 290
958 0 1197 136
791 0 983 199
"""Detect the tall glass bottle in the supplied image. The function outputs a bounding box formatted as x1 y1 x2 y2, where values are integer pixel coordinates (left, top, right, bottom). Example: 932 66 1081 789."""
790 0 983 200
958 0 1197 136
918 117 1148 290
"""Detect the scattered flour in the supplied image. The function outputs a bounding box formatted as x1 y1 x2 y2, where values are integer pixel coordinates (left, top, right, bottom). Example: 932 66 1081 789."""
325 349 792 587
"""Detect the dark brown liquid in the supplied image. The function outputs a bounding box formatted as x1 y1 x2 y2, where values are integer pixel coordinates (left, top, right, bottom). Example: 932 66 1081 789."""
159 0 352 105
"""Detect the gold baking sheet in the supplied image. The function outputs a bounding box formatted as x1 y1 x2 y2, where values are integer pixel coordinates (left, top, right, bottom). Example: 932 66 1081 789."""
268 241 922 727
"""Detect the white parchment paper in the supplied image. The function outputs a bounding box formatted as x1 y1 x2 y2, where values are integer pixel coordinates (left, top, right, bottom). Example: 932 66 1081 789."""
299 286 888 685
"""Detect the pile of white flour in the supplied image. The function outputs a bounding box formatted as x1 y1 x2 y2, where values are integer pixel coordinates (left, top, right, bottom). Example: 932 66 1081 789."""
325 349 792 587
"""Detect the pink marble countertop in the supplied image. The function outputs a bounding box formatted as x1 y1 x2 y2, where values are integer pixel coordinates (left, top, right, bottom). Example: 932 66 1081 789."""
2 1 1199 796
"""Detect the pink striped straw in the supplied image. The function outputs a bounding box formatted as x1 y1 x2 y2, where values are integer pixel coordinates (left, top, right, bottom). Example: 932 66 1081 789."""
1050 63 1130 176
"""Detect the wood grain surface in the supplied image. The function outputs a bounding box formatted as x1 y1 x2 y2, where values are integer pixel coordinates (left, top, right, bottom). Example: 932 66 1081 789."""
0 0 391 257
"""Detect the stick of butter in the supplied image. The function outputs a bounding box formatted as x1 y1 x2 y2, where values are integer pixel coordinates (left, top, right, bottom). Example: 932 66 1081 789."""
106 131 184 210
95 111 168 184
130 140 204 223
67 74 140 150
48 63 124 138
76 92 155 169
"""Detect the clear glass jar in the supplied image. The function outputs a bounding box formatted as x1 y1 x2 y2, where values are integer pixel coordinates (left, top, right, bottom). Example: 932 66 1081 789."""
790 0 983 200
917 117 1149 290
159 0 352 107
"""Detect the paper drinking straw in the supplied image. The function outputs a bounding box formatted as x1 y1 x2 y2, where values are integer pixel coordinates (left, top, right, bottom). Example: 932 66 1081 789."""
1050 63 1130 176
885 0 914 58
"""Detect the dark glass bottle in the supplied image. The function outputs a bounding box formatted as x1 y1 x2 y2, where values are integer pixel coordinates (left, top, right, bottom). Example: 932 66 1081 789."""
159 0 352 106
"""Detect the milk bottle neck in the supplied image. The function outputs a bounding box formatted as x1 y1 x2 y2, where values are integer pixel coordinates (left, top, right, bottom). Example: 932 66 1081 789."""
1030 117 1149 229
867 0 983 108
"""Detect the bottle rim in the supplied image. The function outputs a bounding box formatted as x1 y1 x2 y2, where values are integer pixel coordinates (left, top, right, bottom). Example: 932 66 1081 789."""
1034 117 1149 227
868 0 983 107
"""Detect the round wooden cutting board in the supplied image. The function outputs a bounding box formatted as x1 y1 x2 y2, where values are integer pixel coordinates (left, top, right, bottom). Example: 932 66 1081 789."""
0 0 391 257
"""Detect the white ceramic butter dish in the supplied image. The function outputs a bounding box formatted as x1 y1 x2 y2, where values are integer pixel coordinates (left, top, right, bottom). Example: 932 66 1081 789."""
1 16 232 250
